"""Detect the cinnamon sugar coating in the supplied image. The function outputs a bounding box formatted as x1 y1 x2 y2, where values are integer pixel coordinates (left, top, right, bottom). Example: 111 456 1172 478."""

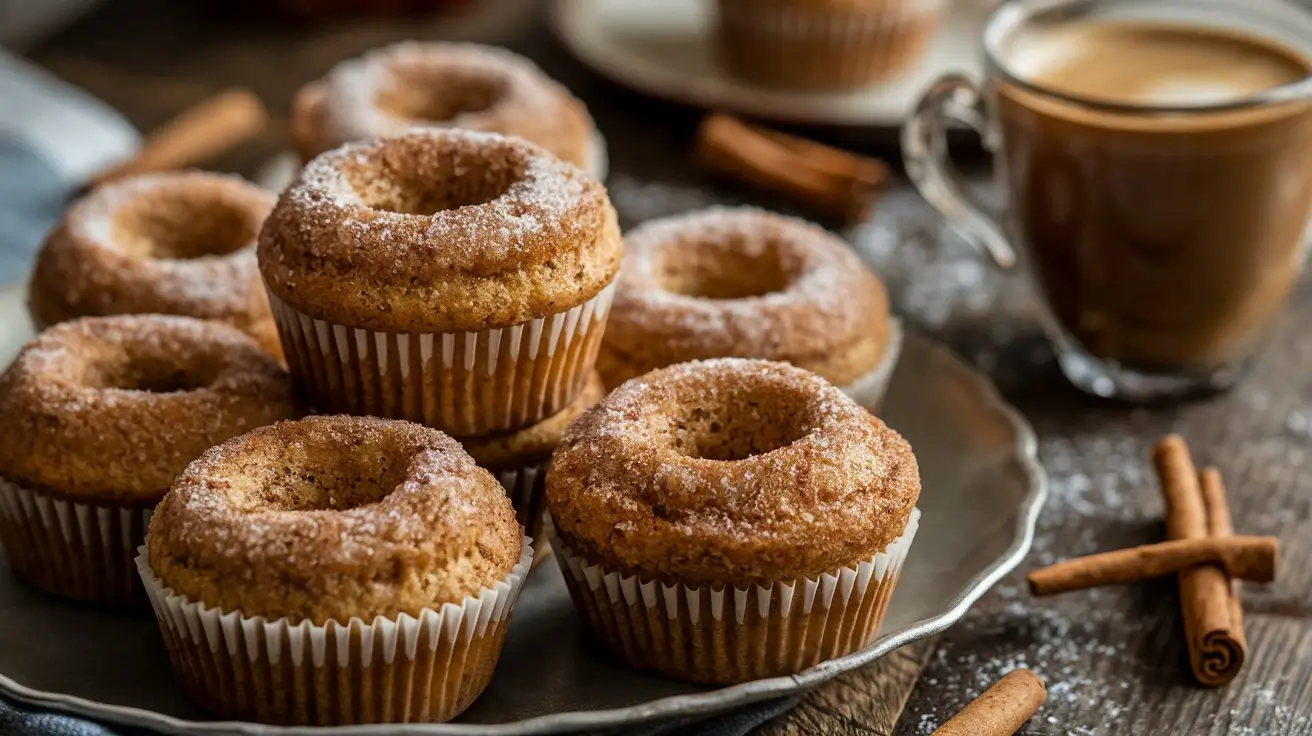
546 358 920 585
460 372 605 470
259 130 622 332
291 42 594 167
0 315 297 504
598 207 890 388
29 172 281 356
147 415 523 624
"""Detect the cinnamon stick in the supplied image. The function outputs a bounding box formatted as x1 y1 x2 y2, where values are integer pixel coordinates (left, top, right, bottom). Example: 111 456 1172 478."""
695 113 890 223
91 88 268 186
931 668 1047 736
1026 536 1277 597
1201 468 1247 652
1154 436 1249 686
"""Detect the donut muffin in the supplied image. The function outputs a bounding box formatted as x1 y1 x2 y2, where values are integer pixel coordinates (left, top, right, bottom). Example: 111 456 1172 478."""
0 316 296 603
260 129 621 436
716 0 948 90
460 371 605 546
292 42 595 170
547 359 920 684
139 415 531 725
28 172 282 358
598 207 899 405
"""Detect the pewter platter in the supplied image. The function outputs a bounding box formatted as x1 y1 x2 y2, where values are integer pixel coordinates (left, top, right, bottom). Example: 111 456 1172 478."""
0 282 1046 735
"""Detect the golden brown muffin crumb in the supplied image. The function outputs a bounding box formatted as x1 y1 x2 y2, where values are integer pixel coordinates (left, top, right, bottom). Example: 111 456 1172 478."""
599 207 889 387
547 358 919 586
259 129 621 332
0 315 297 503
293 42 594 167
28 171 280 355
148 415 523 624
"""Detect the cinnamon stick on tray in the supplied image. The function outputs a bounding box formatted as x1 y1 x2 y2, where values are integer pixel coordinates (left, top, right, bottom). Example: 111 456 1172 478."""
932 668 1047 736
90 87 268 187
1155 435 1249 687
1027 536 1277 596
695 113 891 223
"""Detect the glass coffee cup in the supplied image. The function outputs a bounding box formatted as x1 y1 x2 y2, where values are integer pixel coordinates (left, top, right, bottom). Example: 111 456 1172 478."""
904 0 1312 401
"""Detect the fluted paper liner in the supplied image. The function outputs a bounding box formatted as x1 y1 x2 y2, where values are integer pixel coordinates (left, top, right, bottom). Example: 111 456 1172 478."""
0 476 152 604
493 462 548 547
268 282 615 436
843 318 902 411
550 508 919 684
135 538 533 725
716 0 947 89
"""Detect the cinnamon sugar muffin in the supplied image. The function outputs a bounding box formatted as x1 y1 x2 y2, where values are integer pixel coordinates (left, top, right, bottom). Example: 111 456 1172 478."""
546 358 920 684
28 172 282 358
292 42 595 170
0 315 296 604
139 415 531 725
461 371 604 545
598 207 900 405
260 129 621 436
716 0 948 90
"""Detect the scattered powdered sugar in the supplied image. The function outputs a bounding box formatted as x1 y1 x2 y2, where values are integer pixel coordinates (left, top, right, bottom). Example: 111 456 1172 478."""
609 206 879 357
282 129 595 272
53 171 271 317
323 41 561 141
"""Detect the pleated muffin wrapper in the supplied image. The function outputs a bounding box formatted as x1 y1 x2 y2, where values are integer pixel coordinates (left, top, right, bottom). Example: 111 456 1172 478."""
841 317 902 412
0 475 152 604
716 0 948 90
492 463 550 558
134 538 533 726
549 508 920 684
267 281 616 437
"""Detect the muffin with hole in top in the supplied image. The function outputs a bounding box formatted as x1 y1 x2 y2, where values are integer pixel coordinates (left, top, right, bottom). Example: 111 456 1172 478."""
546 358 921 684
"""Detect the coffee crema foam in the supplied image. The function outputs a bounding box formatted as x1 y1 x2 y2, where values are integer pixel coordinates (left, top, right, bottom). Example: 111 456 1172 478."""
1002 21 1311 106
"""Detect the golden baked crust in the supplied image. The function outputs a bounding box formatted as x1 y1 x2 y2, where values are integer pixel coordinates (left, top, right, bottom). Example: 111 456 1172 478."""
546 358 919 586
28 172 280 356
290 42 594 167
460 372 605 470
598 207 889 387
0 315 297 504
147 415 523 624
259 130 622 332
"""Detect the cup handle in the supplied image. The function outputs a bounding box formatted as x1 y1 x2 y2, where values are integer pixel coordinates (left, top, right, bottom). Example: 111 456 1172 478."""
902 75 1016 270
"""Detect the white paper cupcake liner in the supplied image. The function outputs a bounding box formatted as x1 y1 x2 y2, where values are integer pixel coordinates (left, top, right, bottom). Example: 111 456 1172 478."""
550 508 919 684
843 318 902 410
716 0 948 89
268 282 615 437
0 476 153 604
135 537 533 725
493 461 548 546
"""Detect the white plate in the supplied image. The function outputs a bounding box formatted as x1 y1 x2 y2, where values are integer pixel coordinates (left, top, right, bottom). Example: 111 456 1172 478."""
0 282 1045 735
549 0 991 128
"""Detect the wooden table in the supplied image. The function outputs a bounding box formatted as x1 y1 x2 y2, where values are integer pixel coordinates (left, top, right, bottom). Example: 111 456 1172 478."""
24 1 1312 733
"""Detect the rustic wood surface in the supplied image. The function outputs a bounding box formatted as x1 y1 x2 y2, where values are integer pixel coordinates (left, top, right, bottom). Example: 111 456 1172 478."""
22 0 1312 733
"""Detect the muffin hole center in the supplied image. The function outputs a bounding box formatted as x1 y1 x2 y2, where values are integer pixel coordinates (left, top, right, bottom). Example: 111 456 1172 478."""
88 354 217 394
376 64 506 124
342 140 522 216
113 190 257 260
667 391 811 461
659 235 794 300
252 447 408 512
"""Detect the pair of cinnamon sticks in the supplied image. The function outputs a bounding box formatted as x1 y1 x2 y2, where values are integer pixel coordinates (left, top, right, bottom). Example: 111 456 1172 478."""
695 113 890 223
1027 435 1260 686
